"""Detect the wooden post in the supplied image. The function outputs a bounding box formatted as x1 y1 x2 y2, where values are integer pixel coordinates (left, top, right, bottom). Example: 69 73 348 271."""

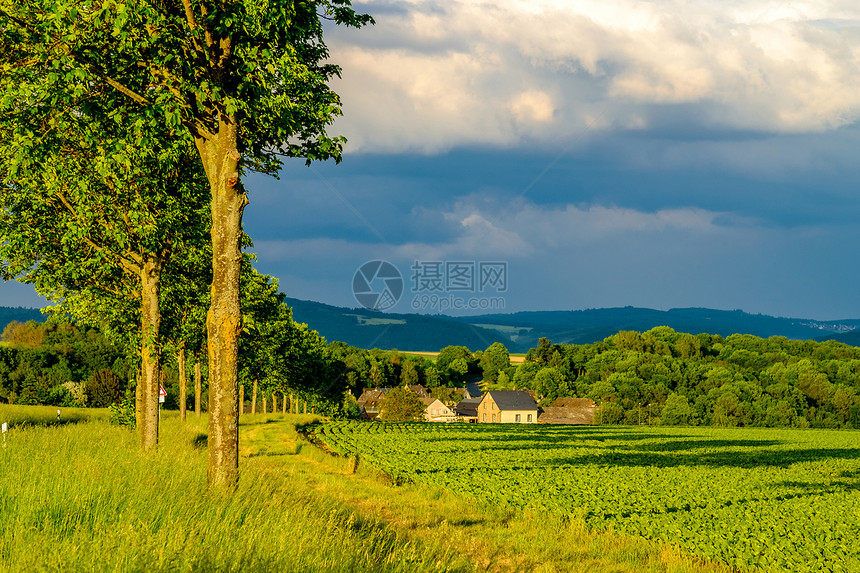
263 397 267 414
290 393 294 414
282 393 287 414
252 379 258 415
303 400 307 415
272 393 278 413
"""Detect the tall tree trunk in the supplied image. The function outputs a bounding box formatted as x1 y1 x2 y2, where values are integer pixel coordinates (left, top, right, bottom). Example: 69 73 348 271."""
196 126 246 489
139 256 162 452
194 355 202 417
178 346 187 422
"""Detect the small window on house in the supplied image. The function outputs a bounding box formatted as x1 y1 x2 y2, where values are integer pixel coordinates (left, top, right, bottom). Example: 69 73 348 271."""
483 413 486 422
515 414 521 422
527 414 533 422
491 402 495 410
492 414 496 422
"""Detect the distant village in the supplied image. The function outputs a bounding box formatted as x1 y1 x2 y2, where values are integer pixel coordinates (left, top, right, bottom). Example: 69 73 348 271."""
357 385 598 424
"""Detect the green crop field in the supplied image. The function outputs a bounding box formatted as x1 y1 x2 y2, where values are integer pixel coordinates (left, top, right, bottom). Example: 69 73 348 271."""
310 422 860 572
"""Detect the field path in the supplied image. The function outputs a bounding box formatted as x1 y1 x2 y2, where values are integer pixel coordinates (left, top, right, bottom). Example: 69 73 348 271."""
238 415 731 573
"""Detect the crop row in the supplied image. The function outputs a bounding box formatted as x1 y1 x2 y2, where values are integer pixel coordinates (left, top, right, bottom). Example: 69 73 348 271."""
311 422 860 572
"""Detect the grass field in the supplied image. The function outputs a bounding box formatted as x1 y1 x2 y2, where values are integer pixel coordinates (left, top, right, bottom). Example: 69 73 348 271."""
313 421 860 572
401 350 526 364
0 404 735 572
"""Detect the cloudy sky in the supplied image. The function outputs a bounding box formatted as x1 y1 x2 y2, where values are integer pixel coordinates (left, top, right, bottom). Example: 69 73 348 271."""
4 0 860 320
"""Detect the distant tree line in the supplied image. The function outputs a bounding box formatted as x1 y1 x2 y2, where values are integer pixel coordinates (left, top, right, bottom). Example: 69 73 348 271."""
10 316 858 429
0 268 356 419
0 320 133 407
500 327 860 428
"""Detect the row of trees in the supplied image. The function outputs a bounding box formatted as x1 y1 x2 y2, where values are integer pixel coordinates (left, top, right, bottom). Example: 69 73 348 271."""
0 263 349 415
11 312 860 430
0 0 371 487
501 328 860 428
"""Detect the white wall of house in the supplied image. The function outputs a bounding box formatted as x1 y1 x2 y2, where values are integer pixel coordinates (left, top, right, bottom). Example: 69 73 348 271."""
424 399 456 422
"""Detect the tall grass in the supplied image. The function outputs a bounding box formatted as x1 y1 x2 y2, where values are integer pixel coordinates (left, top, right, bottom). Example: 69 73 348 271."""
0 404 104 428
0 408 732 573
0 411 466 572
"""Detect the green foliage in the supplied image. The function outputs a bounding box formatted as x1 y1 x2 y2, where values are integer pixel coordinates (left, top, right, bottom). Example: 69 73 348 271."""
515 327 860 429
660 393 696 426
378 386 425 422
313 422 860 573
479 342 510 383
85 368 124 407
108 396 136 429
0 321 129 406
532 367 569 405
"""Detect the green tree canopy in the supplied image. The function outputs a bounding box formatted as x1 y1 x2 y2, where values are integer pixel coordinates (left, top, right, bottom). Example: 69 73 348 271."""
378 386 425 422
0 0 372 487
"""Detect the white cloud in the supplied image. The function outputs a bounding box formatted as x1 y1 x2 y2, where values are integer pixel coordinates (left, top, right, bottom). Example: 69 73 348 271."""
332 0 860 153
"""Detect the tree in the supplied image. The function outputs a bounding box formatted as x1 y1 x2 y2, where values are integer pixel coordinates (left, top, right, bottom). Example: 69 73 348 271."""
436 346 473 373
1 0 372 487
0 102 209 450
378 387 425 422
660 393 696 426
86 368 124 407
480 342 510 384
533 367 569 405
400 361 419 386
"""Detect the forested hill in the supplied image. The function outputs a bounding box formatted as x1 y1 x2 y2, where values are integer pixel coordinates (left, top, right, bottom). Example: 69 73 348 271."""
283 298 512 351
447 307 860 350
0 307 44 329
4 302 859 352
285 300 860 352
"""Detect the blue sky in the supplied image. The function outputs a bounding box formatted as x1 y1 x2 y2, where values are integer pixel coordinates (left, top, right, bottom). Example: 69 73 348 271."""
4 0 860 320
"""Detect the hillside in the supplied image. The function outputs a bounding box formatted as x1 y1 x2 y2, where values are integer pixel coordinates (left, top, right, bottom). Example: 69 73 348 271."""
450 307 860 350
4 302 858 352
286 300 860 352
0 307 44 331
284 298 511 351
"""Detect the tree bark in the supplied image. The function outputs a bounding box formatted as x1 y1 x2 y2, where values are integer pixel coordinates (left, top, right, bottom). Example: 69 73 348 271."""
139 256 162 452
194 355 202 417
178 346 187 422
196 124 246 489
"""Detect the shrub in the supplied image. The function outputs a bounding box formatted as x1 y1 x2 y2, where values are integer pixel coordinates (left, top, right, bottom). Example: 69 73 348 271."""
108 396 136 429
86 369 123 407
61 381 87 407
